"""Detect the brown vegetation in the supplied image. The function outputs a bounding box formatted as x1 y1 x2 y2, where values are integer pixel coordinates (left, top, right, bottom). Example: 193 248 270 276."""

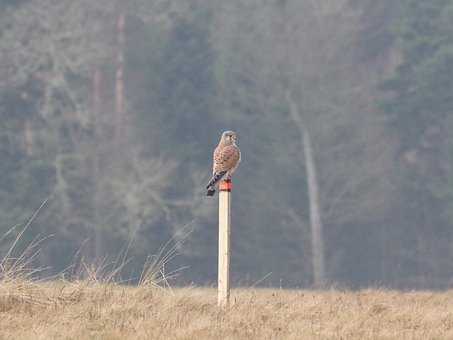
1 282 453 339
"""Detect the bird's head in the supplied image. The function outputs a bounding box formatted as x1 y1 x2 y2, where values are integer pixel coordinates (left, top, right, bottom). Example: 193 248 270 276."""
221 130 237 145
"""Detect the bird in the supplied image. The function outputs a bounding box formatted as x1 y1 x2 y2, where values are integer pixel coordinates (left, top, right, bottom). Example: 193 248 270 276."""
206 131 241 196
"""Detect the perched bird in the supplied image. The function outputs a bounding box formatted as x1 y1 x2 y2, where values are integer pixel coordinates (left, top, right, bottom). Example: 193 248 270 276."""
206 131 241 196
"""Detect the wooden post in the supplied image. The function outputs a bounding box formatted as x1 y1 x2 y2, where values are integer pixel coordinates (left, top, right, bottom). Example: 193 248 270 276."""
218 179 232 307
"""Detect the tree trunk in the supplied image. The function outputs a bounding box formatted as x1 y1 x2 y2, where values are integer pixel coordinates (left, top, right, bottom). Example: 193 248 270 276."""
286 90 326 287
115 13 125 145
92 67 103 260
303 125 326 287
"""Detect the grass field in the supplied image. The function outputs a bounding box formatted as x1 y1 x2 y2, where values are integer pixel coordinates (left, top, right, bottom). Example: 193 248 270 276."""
1 225 452 339
1 280 453 339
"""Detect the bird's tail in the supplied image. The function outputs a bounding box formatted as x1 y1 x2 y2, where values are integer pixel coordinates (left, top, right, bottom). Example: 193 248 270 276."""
206 171 227 196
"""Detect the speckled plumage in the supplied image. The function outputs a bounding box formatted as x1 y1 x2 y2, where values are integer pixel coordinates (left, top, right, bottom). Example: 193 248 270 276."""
206 131 241 196
213 144 241 173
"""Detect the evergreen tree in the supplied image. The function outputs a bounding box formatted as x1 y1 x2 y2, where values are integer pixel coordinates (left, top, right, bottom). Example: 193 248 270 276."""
381 0 453 287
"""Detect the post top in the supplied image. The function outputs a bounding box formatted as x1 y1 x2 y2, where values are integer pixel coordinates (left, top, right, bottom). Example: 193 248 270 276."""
219 179 232 192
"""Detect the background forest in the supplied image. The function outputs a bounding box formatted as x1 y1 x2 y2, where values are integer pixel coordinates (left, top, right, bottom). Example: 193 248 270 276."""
1 0 452 289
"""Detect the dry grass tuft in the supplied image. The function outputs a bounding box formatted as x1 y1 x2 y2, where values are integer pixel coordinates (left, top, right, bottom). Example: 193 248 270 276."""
1 283 453 339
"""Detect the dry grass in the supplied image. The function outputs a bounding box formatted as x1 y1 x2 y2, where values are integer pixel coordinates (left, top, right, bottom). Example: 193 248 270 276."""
2 206 453 339
1 282 453 339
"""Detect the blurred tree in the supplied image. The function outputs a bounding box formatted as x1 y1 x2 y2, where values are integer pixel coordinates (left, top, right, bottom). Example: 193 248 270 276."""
1 0 451 289
0 0 180 273
380 0 453 288
210 0 397 287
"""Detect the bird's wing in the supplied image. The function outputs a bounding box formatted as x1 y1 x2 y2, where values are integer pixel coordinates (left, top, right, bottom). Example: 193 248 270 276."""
229 148 241 175
213 145 240 173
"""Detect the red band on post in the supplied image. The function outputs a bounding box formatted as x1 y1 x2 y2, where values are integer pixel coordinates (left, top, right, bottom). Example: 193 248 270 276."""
219 179 232 192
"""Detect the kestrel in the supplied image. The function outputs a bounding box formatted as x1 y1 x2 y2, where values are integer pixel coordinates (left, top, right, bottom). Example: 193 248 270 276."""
206 131 241 196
